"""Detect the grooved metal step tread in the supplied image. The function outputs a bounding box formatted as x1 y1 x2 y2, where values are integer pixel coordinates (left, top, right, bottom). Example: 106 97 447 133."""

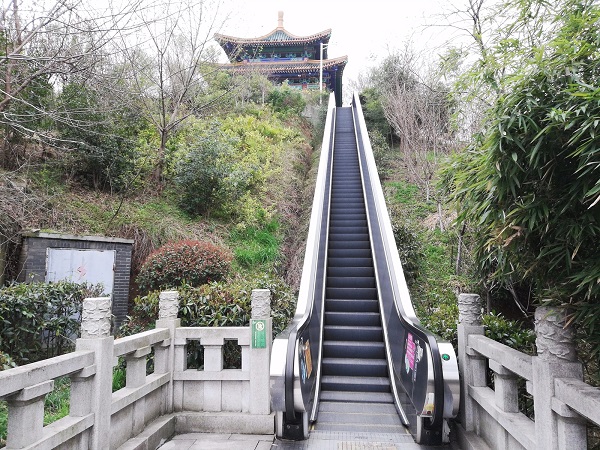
325 287 378 300
306 429 414 443
327 266 374 277
311 422 407 434
318 411 403 426
324 311 381 326
321 375 390 389
319 390 395 403
327 277 376 288
319 401 398 415
325 299 380 312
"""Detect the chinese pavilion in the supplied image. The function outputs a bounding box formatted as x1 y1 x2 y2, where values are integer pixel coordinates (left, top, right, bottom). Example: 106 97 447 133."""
214 12 347 106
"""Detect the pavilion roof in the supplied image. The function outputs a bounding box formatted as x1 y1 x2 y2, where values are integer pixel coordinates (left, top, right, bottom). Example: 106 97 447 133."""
217 56 348 74
214 27 332 48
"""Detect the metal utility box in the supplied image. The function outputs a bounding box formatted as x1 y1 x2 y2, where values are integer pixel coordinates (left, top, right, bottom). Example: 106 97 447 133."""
19 231 133 326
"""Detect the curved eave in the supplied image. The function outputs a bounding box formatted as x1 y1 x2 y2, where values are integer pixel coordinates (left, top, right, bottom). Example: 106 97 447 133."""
216 56 348 74
214 28 332 47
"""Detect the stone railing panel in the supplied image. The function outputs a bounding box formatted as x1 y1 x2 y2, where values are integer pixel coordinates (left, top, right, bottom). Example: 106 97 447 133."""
457 295 595 450
113 328 170 357
0 289 275 448
469 334 533 380
555 378 600 426
0 351 95 398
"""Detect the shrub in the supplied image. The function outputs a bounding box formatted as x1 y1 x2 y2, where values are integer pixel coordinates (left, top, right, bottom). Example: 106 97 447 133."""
136 240 233 293
174 130 240 216
120 275 296 338
268 84 306 116
0 281 103 366
483 312 536 355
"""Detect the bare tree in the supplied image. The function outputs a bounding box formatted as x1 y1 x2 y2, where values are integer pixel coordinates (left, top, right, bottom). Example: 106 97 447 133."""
115 0 228 184
382 52 456 230
0 0 150 167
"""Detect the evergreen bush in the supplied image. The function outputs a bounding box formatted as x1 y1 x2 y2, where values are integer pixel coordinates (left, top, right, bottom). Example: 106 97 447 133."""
0 281 102 366
120 276 296 338
136 240 233 293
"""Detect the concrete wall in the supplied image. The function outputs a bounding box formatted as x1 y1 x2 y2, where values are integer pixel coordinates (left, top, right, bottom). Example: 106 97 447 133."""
18 231 133 325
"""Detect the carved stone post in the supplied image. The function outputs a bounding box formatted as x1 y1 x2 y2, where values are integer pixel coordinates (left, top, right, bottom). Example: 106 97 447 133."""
75 297 114 450
155 290 180 414
250 289 272 415
533 306 587 450
457 293 486 433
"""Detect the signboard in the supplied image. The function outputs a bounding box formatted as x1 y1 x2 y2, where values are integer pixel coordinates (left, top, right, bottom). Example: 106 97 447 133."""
252 320 267 348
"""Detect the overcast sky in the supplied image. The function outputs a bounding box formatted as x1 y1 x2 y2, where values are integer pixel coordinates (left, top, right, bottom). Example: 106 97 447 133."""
217 0 465 88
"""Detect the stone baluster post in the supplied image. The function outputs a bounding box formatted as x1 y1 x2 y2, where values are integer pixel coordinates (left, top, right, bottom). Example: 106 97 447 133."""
155 290 180 414
249 289 272 415
532 307 587 450
5 380 55 448
74 297 114 450
457 293 486 433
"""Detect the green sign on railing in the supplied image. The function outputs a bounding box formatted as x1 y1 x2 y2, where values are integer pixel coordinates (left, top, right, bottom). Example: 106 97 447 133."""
252 319 267 348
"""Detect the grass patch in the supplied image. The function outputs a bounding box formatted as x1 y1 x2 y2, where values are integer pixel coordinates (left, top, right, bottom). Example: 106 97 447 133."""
388 181 419 204
386 181 435 221
0 400 6 447
230 219 281 268
43 377 71 425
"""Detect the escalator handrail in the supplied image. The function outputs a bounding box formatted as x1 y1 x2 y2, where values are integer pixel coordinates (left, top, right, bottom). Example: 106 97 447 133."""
350 92 446 429
280 93 337 422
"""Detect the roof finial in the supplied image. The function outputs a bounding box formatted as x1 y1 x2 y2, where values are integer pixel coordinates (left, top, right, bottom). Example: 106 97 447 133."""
277 11 284 29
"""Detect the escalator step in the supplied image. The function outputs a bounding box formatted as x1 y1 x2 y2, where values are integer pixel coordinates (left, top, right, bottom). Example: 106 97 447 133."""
328 219 367 227
317 410 402 426
319 390 394 404
322 357 388 377
323 341 385 359
326 276 375 289
324 325 382 341
327 266 374 277
328 240 370 250
319 401 398 415
327 248 372 259
328 233 369 242
325 287 377 299
324 311 381 326
320 375 390 393
328 226 369 236
325 299 379 313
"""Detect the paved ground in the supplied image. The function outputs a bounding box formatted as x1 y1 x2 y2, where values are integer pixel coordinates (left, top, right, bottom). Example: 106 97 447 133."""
157 433 274 450
158 431 451 450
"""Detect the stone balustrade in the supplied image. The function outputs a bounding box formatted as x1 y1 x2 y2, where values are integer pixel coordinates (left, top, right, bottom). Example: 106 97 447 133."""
456 293 600 450
0 289 274 450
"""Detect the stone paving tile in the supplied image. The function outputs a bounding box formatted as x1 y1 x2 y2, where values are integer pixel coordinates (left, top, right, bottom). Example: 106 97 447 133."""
172 433 232 440
187 440 260 450
157 440 195 450
229 434 275 441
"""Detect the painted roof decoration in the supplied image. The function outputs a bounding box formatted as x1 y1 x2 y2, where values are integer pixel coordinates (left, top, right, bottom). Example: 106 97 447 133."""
220 56 348 74
214 11 332 47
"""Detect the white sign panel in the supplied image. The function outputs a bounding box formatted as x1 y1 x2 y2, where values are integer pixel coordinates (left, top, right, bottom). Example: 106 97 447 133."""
46 249 115 296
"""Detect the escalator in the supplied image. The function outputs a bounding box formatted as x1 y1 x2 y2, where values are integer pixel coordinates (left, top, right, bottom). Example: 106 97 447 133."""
270 94 460 445
317 107 403 433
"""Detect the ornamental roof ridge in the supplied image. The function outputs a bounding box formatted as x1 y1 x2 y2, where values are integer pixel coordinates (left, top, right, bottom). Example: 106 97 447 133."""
214 27 332 45
217 55 348 73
